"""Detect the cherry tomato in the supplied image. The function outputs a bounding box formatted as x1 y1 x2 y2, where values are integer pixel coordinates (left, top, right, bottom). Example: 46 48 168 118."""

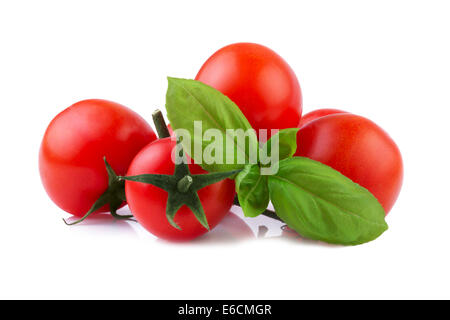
298 108 347 127
167 123 174 136
195 43 302 138
39 99 156 217
295 113 403 214
125 138 236 241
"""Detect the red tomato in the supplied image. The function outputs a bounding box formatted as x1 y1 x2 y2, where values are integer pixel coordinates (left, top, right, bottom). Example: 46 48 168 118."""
195 43 302 138
39 99 156 217
167 123 174 136
295 113 403 214
125 138 236 241
298 108 347 128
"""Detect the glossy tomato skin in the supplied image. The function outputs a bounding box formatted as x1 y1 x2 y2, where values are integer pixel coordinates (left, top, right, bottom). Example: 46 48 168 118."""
125 138 236 241
295 113 403 214
298 108 347 128
39 99 156 217
195 43 302 137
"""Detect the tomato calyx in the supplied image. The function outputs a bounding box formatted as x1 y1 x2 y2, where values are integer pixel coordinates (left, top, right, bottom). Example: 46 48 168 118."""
121 145 239 230
63 157 133 225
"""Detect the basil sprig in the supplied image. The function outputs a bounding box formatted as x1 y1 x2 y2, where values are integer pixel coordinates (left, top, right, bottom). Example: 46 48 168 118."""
164 77 388 245
235 128 300 217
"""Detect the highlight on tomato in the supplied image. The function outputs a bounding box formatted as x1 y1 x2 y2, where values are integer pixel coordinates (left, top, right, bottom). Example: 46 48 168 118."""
195 42 302 138
39 99 157 222
295 113 403 214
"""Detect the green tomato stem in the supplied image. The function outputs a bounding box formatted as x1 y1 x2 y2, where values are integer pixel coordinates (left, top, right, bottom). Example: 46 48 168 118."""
152 109 171 139
177 175 193 193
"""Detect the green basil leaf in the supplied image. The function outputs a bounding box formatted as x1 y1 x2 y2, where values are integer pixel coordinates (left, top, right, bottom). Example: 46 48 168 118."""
235 164 269 217
166 77 258 172
268 157 388 245
261 127 299 166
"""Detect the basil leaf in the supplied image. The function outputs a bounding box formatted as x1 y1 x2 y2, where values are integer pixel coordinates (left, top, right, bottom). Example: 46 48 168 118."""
260 128 299 175
262 128 299 162
166 77 259 172
268 157 388 245
235 164 269 217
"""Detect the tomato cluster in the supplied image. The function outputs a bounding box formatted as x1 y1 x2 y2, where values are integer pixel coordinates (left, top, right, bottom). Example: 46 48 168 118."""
39 42 403 243
40 101 236 241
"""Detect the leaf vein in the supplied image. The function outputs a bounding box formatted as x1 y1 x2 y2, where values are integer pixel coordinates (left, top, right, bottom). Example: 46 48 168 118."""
173 80 251 163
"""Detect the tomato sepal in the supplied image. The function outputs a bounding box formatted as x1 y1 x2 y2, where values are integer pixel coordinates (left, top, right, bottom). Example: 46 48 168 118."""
63 157 133 225
121 144 240 231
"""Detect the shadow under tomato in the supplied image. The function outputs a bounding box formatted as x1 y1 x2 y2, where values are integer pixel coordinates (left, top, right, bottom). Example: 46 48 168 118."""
184 211 256 245
63 207 138 236
63 206 341 247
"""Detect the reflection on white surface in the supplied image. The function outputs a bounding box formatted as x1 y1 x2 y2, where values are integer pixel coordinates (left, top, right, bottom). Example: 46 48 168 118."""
182 203 289 244
226 205 340 247
63 207 139 237
62 204 337 246
228 204 285 238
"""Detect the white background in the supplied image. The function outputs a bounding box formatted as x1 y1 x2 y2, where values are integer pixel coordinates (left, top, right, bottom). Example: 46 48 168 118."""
0 0 449 299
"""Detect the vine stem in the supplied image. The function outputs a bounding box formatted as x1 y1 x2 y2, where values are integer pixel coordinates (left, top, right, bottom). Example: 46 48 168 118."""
233 196 283 222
